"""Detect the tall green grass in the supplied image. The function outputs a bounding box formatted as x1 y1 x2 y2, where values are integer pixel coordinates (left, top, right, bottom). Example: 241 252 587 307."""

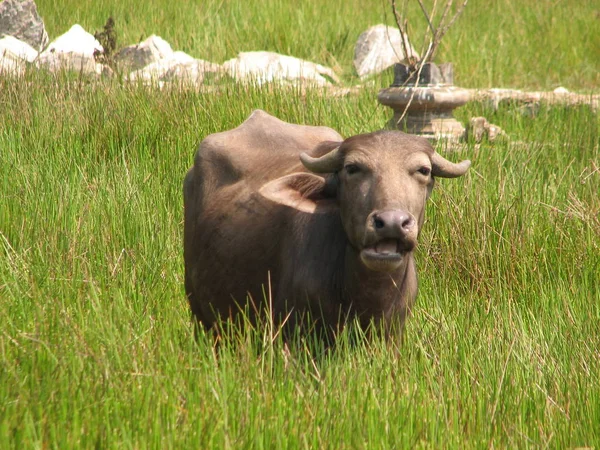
1 0 599 447
1 68 598 448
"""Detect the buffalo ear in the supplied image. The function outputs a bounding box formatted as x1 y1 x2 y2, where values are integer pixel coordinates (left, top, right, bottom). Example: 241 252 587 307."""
259 173 338 214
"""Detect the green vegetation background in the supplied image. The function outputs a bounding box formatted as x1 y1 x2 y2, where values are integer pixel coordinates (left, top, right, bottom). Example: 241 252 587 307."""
1 0 599 448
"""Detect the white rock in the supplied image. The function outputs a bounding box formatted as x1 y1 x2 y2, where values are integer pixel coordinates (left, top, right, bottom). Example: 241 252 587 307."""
37 51 105 75
553 86 569 95
0 52 24 76
37 24 104 74
223 51 339 86
45 24 102 57
115 35 174 73
161 59 223 84
0 35 38 76
0 0 49 51
354 24 419 79
127 50 195 81
0 35 38 62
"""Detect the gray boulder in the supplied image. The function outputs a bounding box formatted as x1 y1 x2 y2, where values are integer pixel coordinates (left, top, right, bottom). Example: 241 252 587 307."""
37 24 104 75
0 0 48 51
354 24 419 79
223 51 339 86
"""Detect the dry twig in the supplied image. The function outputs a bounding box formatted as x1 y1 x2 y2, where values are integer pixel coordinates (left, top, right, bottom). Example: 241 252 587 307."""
391 0 417 66
430 0 468 61
394 0 469 64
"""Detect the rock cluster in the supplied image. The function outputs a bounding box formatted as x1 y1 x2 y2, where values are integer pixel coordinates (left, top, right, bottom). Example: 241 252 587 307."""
0 1 415 86
115 35 222 84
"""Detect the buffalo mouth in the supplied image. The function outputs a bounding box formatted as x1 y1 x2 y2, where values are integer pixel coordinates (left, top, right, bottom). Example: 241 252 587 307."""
360 239 411 272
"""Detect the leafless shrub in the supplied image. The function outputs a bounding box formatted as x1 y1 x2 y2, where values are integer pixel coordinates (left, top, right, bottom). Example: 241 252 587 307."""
391 0 468 70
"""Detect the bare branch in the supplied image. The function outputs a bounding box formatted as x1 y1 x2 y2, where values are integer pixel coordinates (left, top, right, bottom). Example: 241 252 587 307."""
391 0 415 66
431 0 469 59
430 0 440 20
416 0 436 36
426 0 453 61
390 1 407 37
390 0 468 65
437 0 455 34
440 0 469 36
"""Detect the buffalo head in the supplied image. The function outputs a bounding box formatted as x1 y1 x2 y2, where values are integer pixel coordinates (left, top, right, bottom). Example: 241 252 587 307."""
259 130 470 272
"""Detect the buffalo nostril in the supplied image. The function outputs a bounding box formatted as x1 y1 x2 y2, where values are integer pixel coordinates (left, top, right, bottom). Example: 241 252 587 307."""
373 210 415 236
401 217 415 231
374 216 385 229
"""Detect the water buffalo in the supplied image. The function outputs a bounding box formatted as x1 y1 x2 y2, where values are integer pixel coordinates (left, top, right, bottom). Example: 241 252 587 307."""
183 110 470 339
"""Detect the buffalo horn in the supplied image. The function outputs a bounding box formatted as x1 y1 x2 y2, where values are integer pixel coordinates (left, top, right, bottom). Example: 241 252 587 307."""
300 147 342 173
431 152 471 178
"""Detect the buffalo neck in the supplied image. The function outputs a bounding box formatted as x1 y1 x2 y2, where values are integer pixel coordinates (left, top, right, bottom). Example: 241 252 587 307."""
342 243 417 329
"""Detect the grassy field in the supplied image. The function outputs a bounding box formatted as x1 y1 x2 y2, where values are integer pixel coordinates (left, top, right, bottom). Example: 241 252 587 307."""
1 0 600 448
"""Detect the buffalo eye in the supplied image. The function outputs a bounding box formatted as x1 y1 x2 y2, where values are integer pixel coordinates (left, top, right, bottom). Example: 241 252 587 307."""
417 166 431 176
344 164 361 175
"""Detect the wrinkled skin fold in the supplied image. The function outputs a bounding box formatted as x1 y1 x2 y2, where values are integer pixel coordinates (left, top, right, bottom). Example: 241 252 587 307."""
183 110 470 341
